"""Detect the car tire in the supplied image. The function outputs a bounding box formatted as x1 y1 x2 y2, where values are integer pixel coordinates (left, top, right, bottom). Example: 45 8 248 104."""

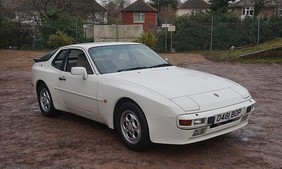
37 83 58 117
116 102 151 151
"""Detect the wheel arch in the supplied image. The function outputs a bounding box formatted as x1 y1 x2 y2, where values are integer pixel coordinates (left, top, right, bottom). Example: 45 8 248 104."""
113 97 152 150
35 79 59 117
36 80 46 94
113 97 147 130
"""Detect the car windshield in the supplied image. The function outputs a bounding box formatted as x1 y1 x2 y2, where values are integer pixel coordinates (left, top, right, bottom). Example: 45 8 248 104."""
88 44 171 74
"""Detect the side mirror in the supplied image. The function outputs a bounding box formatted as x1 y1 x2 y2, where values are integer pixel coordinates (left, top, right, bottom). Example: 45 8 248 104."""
71 67 88 80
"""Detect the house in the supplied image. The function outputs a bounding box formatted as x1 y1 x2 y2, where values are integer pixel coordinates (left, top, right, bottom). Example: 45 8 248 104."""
176 0 209 17
233 0 282 19
121 0 157 34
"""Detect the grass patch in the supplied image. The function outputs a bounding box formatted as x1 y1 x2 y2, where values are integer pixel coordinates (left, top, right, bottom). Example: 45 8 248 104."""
198 38 282 63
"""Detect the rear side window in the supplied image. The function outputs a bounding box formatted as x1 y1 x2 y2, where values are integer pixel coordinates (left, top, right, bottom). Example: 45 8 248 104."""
52 50 68 70
34 49 58 62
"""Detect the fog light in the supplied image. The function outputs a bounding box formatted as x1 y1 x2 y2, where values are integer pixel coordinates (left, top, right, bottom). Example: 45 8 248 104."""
179 120 192 126
193 118 206 125
193 128 207 136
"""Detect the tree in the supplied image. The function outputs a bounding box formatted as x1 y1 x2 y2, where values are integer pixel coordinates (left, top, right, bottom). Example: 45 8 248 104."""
20 0 107 24
0 1 33 49
105 1 120 24
100 0 130 8
40 11 84 45
19 0 72 24
149 0 180 9
100 0 131 24
0 18 33 49
209 0 235 14
254 0 266 17
148 0 180 25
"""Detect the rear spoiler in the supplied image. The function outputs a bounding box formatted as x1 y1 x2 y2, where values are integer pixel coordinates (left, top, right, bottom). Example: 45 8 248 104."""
33 58 43 63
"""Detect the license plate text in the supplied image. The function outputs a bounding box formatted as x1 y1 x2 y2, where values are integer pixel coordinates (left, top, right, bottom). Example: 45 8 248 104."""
215 109 241 124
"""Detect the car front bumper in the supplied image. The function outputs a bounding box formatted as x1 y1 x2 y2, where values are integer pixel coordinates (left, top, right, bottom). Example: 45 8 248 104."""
146 98 255 145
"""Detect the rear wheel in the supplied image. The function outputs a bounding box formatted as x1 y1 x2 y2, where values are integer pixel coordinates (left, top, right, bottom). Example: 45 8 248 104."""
116 102 151 151
37 83 58 117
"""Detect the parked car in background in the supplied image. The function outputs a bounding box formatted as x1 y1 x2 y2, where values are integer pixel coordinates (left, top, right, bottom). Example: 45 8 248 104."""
32 42 255 151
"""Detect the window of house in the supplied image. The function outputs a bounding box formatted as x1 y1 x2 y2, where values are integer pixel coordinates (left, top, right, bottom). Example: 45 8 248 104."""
242 7 254 16
133 13 145 23
279 8 282 16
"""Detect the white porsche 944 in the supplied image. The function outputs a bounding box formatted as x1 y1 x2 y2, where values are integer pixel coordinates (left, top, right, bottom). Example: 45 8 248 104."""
32 42 255 151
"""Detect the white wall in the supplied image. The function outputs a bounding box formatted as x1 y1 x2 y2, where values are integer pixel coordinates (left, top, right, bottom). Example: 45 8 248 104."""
92 25 144 42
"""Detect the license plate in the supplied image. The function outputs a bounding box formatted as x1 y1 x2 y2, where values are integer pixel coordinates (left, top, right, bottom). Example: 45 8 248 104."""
214 109 242 124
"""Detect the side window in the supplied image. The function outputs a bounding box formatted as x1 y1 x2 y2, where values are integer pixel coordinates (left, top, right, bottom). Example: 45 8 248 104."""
65 49 93 74
65 49 80 72
52 50 68 70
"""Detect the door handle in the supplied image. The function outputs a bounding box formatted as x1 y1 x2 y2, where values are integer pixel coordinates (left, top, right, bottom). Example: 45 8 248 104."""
59 76 66 81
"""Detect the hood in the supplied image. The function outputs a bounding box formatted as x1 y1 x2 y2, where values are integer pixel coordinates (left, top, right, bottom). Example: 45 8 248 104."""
109 66 250 112
111 66 241 99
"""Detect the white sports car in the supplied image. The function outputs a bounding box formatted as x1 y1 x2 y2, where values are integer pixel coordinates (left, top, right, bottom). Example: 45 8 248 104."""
32 42 255 151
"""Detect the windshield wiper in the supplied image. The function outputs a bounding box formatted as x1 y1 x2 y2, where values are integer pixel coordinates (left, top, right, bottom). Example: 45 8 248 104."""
117 64 172 72
117 66 149 72
149 63 172 68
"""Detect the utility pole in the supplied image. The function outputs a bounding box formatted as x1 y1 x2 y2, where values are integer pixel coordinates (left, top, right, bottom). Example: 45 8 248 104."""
116 19 119 42
257 16 260 44
210 16 214 51
165 18 167 52
75 17 78 43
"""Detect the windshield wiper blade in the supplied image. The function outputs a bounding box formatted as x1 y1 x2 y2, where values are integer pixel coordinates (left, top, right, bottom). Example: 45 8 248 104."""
150 63 172 68
117 66 149 72
117 64 172 72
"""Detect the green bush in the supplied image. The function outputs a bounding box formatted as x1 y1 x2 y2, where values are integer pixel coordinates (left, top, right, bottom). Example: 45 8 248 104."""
47 31 75 48
134 31 157 49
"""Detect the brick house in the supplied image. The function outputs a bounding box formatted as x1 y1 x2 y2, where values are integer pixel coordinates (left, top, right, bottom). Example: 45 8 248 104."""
177 0 209 17
233 0 282 20
121 0 157 34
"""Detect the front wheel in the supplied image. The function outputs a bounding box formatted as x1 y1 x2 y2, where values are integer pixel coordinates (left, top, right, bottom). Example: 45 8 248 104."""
116 102 151 151
37 83 58 117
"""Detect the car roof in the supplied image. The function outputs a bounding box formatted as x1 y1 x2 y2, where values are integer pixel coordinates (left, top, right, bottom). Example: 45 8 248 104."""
65 42 140 50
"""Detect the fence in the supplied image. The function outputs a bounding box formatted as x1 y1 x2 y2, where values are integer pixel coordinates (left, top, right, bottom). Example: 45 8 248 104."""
166 16 282 52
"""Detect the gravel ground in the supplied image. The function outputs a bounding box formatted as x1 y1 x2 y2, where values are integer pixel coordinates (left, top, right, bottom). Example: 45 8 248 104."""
0 50 281 169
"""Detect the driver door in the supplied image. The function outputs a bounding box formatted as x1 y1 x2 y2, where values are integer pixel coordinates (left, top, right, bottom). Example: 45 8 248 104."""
56 49 100 117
